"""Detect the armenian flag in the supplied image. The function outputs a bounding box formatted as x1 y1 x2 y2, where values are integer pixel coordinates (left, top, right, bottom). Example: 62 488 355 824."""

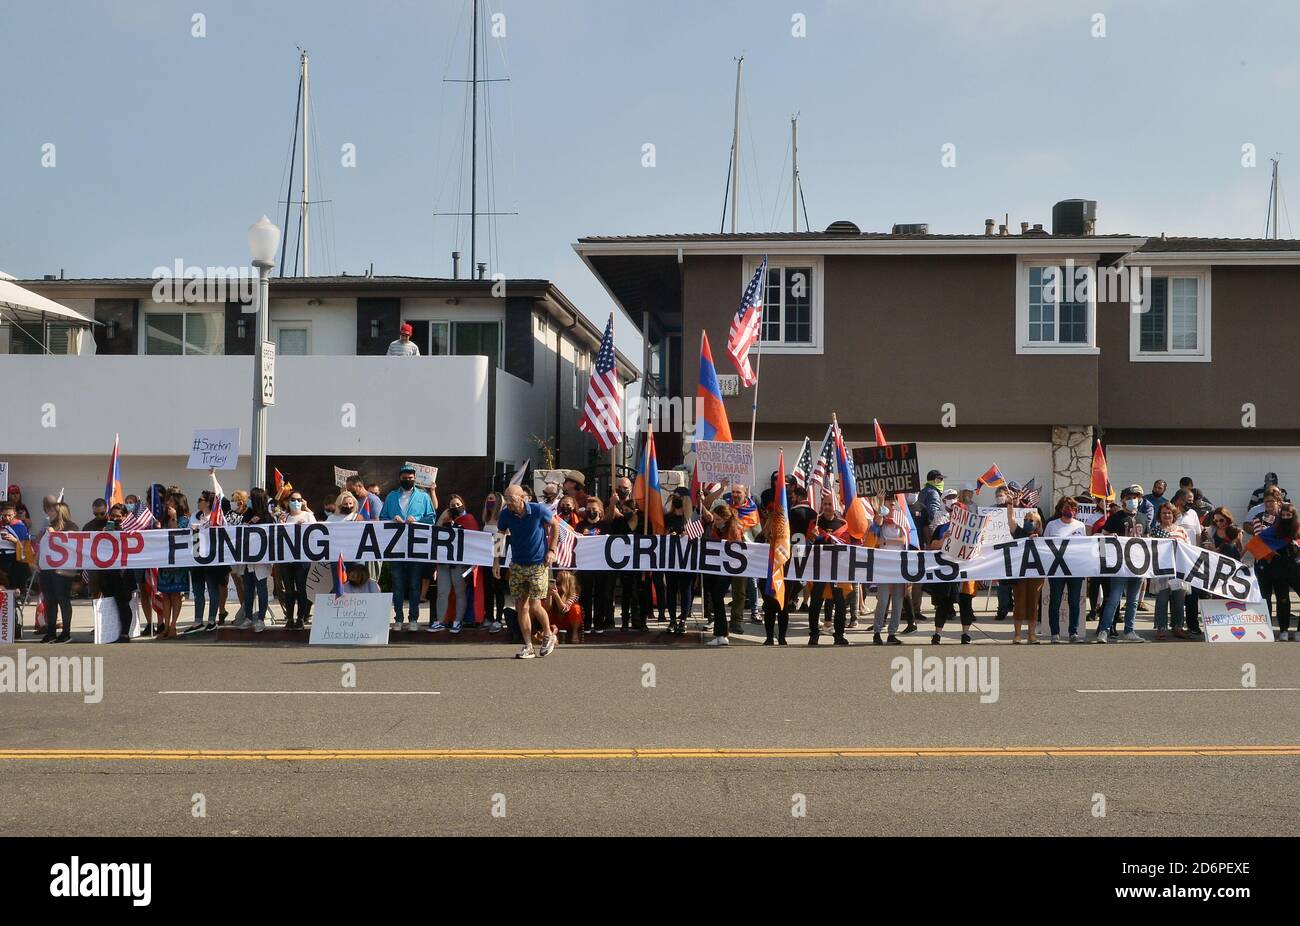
104 433 124 507
332 555 347 597
766 449 791 608
634 425 665 535
976 464 1007 489
696 330 733 444
833 416 870 539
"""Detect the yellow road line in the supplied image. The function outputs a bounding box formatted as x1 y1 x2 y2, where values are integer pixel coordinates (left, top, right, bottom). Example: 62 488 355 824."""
0 745 1296 761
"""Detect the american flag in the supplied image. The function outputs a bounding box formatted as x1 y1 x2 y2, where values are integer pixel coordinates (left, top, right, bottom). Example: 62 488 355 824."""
791 436 814 489
727 256 767 387
119 505 156 532
1020 478 1041 508
554 518 577 569
808 423 838 512
577 313 623 451
683 517 704 540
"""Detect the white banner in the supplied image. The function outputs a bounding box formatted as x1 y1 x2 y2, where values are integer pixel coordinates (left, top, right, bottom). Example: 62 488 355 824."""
309 593 391 646
572 534 1262 602
39 523 494 572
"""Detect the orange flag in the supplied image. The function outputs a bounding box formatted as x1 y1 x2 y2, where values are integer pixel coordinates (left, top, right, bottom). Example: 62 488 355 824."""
1089 440 1114 501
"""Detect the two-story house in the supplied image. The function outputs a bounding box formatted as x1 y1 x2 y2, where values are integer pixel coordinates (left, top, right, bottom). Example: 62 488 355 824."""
2 274 636 517
575 201 1300 515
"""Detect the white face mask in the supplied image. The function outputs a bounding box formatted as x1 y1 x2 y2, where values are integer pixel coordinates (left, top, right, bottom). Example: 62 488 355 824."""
1124 499 1138 512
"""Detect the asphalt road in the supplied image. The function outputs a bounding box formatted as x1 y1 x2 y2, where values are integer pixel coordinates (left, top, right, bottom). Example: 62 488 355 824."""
3 606 1299 835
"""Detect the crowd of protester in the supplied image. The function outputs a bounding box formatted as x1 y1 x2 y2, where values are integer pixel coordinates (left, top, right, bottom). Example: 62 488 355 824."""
1 467 1297 650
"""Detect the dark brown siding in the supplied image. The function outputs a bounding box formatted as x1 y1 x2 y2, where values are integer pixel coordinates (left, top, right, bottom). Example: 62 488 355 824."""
1098 265 1300 431
683 253 1099 433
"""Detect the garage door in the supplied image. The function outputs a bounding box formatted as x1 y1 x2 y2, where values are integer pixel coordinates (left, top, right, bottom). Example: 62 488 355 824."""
1108 446 1300 516
748 441 1051 496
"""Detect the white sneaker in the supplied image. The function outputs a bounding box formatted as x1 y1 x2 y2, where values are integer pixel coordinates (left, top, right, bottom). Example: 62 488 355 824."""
1123 631 1145 643
450 621 462 634
253 620 265 633
487 621 502 633
1050 633 1061 644
515 645 536 659
539 633 557 657
707 635 730 647
403 622 415 632
429 621 447 632
232 615 253 630
1093 630 1110 644
1069 633 1080 643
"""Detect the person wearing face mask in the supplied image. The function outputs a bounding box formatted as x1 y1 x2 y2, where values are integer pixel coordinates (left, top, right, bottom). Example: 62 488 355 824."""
1251 502 1300 641
431 494 480 633
991 485 1018 622
915 469 946 545
1095 485 1151 643
154 495 190 638
379 465 438 631
807 493 851 645
278 491 317 630
605 476 643 631
576 497 614 634
953 484 981 630
1009 505 1045 644
0 502 33 614
1044 496 1088 642
663 489 695 635
1171 489 1205 636
869 503 908 645
231 488 273 633
926 488 973 644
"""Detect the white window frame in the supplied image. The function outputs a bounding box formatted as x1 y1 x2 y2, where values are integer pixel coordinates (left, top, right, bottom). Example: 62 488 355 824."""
571 345 583 410
271 319 313 356
741 255 824 355
1015 256 1100 355
140 307 226 356
1128 267 1211 363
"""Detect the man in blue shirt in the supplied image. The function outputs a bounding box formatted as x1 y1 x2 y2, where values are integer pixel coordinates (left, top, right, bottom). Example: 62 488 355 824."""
379 464 437 630
494 484 559 659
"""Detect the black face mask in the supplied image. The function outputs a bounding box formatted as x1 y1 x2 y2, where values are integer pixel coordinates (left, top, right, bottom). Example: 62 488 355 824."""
616 489 630 500
587 510 600 520
450 505 464 517
400 479 416 490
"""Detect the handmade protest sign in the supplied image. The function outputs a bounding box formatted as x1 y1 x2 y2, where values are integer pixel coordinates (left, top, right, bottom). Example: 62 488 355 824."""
404 462 438 488
334 466 358 488
941 503 988 561
695 440 753 484
310 593 391 645
188 428 240 470
979 507 1037 545
0 463 8 497
1200 599 1275 643
851 443 920 495
0 589 13 644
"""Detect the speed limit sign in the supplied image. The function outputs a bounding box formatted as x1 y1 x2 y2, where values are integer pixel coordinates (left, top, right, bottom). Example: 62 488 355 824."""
260 340 276 406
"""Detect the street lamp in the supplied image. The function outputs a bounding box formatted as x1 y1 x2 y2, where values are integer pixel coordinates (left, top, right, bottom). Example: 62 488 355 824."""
247 215 280 492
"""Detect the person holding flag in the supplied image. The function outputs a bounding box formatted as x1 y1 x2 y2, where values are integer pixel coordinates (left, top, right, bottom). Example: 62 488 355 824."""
703 479 760 632
633 426 667 629
761 450 792 646
807 493 851 645
976 463 1008 492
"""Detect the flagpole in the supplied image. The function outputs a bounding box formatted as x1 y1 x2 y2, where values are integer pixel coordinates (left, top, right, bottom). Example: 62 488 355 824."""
748 323 764 487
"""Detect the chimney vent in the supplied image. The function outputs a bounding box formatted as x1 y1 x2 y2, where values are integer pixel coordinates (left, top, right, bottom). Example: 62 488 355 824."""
984 219 995 236
1020 221 1030 234
998 224 1008 236
476 262 487 280
452 251 461 279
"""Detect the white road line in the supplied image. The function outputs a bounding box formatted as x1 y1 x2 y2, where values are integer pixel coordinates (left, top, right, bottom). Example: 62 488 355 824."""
1076 687 1300 693
159 690 441 695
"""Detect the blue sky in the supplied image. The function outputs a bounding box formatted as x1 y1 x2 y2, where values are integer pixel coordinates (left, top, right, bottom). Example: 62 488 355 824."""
3 0 1299 352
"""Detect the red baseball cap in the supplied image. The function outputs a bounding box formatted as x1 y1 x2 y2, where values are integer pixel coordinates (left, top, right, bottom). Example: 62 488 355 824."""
400 323 413 336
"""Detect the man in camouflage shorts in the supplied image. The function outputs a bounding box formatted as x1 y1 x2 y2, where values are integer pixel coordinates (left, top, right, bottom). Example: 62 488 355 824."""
494 484 560 659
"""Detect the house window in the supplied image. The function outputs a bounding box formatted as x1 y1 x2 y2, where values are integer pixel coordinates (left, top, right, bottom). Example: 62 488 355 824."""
1130 270 1210 362
8 321 73 354
145 312 224 355
743 256 823 354
276 325 310 356
452 320 502 369
1016 259 1098 354
761 265 814 345
427 321 450 356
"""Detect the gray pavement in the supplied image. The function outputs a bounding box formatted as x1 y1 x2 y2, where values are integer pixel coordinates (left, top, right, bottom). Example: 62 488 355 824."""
2 597 1299 835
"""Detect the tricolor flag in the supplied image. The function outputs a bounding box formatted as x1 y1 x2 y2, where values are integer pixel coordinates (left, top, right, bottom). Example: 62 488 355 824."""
634 425 665 535
1246 524 1291 563
833 417 870 539
332 555 347 597
104 433 124 507
1089 440 1114 502
727 256 766 387
976 464 1008 490
791 437 813 489
273 468 289 496
766 449 791 608
696 330 733 443
577 313 624 452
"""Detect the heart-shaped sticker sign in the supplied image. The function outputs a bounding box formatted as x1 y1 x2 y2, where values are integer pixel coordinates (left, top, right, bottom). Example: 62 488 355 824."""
1230 626 1246 639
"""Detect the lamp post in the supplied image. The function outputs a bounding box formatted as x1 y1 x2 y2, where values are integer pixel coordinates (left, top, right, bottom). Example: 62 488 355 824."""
247 215 280 492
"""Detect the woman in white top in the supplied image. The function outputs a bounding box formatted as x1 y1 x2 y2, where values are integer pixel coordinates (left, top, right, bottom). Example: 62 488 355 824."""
1044 496 1090 642
870 502 908 645
1172 489 1205 636
480 492 505 632
1149 503 1190 640
280 490 317 630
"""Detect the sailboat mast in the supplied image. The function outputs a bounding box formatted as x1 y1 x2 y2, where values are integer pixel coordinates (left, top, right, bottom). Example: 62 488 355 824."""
300 49 310 276
730 56 743 234
1271 158 1280 239
791 114 799 232
471 0 479 271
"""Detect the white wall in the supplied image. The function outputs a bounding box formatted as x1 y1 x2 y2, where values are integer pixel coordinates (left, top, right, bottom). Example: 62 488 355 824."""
2 354 490 458
268 297 355 356
495 369 535 466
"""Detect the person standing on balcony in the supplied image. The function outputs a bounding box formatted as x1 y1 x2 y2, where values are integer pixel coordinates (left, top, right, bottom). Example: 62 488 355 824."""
380 464 437 631
387 322 420 356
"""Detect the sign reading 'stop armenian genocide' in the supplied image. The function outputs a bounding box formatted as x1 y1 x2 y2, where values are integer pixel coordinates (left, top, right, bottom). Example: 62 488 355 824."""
851 443 920 495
